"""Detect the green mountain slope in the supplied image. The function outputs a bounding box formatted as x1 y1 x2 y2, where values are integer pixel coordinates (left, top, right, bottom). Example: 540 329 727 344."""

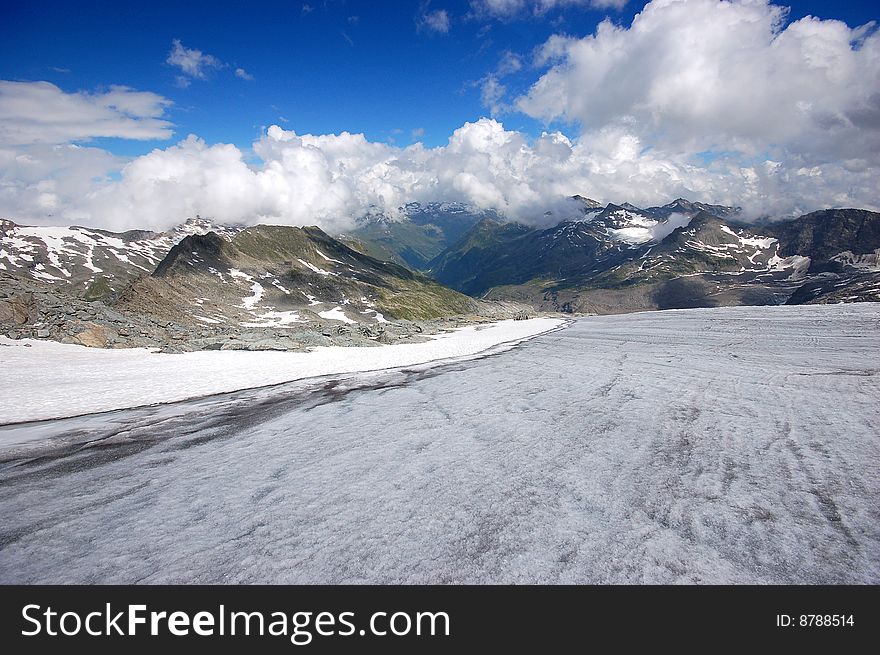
118 224 480 326
341 202 497 270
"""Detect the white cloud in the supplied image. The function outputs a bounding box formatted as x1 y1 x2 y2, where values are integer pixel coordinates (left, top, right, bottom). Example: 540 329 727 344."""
166 39 224 81
0 143 122 219
0 80 173 146
89 120 579 231
235 67 255 81
496 51 522 76
476 50 523 116
470 0 627 20
480 76 508 115
4 117 877 233
517 0 880 165
419 9 451 34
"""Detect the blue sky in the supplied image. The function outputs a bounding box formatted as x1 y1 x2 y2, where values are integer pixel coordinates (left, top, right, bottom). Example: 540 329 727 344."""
3 0 876 153
2 0 624 151
0 0 878 229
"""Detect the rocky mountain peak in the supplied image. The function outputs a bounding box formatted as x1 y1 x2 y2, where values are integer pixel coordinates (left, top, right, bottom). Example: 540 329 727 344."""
571 195 603 209
171 215 243 241
153 232 233 278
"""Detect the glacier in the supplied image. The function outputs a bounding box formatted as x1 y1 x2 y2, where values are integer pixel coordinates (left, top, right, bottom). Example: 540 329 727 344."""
0 318 563 425
0 304 877 583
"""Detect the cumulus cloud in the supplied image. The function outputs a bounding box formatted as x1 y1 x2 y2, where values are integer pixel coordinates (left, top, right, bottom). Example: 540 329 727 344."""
470 0 628 20
166 39 225 81
0 144 122 219
0 80 173 146
4 117 877 232
517 0 880 165
1 120 586 231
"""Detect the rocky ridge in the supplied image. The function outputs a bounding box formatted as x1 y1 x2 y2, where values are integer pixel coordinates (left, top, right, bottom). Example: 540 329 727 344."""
1 218 536 352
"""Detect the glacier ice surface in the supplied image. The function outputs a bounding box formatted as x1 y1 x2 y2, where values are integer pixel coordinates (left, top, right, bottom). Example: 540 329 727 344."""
0 304 877 583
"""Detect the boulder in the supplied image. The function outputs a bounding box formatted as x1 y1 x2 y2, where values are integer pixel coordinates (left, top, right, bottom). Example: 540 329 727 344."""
72 322 111 348
0 298 29 325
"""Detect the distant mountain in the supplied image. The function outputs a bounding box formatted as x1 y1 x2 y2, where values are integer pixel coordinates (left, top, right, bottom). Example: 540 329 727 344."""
341 202 500 270
427 218 536 295
427 201 740 295
775 209 880 305
427 202 880 313
784 271 880 305
117 224 480 329
0 216 240 301
571 195 603 210
643 197 741 220
772 208 880 266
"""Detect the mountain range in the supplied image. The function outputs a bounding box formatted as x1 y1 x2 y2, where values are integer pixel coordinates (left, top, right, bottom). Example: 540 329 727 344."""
1 215 515 351
351 199 880 314
1 198 878 350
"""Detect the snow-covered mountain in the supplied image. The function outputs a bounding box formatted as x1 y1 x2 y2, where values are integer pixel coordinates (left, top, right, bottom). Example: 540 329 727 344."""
428 202 880 312
333 197 743 275
427 200 739 295
1 217 505 351
644 197 741 220
0 216 241 300
575 199 742 246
